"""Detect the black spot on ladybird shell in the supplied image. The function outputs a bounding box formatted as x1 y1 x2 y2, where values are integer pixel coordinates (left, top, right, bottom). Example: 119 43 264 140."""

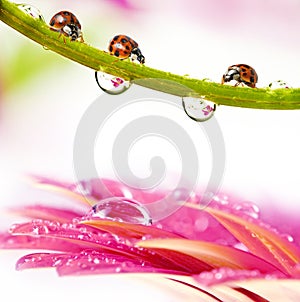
250 76 255 83
114 50 120 57
113 36 119 41
242 72 248 77
121 38 128 43
241 68 247 72
250 69 255 75
63 11 70 16
125 45 130 50
123 51 129 55
50 20 55 26
109 45 113 52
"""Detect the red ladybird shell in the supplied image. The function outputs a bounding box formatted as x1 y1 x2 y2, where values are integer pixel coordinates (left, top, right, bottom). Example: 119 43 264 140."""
49 11 81 30
108 35 138 59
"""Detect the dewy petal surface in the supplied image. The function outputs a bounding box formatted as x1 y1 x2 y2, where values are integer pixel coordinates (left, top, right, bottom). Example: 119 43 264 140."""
136 238 282 274
2 176 300 299
202 206 300 275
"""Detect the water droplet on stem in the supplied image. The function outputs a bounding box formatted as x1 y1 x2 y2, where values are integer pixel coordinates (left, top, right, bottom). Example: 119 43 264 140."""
95 71 131 95
182 97 216 122
17 4 45 22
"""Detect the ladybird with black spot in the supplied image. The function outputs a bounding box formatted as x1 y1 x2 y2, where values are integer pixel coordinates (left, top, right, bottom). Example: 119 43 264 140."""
49 11 84 42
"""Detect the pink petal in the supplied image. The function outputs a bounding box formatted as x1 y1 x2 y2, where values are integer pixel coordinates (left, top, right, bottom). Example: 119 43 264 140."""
137 238 282 274
202 206 300 275
194 267 284 286
9 205 83 222
81 219 183 240
16 252 70 270
31 176 166 205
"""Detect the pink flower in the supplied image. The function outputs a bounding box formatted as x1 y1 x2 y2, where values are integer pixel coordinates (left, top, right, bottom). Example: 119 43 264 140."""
1 176 300 300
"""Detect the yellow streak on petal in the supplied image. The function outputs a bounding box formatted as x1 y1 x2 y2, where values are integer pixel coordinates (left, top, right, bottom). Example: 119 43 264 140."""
81 220 182 239
137 238 255 270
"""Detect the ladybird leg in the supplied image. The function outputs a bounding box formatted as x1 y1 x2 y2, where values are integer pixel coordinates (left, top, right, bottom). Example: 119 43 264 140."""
78 35 85 43
221 75 225 85
50 28 67 44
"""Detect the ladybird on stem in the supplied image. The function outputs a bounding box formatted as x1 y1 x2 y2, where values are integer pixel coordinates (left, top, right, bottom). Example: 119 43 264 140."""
221 64 258 88
49 11 84 42
108 35 145 64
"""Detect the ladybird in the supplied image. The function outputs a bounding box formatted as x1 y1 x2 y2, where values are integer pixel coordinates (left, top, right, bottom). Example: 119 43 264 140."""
108 35 145 64
49 11 83 42
221 64 258 88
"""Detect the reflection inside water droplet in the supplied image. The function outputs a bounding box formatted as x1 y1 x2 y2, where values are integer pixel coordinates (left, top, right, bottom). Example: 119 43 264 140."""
268 80 291 89
182 97 216 122
87 197 152 225
17 4 45 22
95 71 131 95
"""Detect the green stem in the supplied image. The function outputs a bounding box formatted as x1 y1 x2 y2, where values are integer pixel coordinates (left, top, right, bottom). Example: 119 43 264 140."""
1 0 300 109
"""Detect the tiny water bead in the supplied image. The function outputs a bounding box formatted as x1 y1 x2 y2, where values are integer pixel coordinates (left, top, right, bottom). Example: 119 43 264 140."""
182 97 216 122
87 197 152 225
95 71 131 95
17 4 45 22
268 80 291 89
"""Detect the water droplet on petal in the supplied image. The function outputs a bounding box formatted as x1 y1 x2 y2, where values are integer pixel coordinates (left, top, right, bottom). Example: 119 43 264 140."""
32 223 49 236
281 233 294 242
268 80 291 89
95 71 131 95
17 4 45 22
87 197 152 225
233 201 260 219
182 97 216 122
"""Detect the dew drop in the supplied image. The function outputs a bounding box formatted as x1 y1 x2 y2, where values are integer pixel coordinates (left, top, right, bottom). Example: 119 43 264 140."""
194 217 209 232
17 4 45 22
233 201 260 219
87 197 152 225
281 233 294 243
74 181 92 196
268 80 291 89
32 224 49 236
95 71 131 95
182 97 216 122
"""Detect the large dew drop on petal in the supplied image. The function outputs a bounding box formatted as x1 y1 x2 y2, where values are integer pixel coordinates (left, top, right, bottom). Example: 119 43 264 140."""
87 197 152 225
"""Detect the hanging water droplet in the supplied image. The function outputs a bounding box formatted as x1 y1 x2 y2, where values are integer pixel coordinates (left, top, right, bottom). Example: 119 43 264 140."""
182 97 216 122
268 80 291 89
87 197 152 225
17 4 45 22
95 71 131 95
